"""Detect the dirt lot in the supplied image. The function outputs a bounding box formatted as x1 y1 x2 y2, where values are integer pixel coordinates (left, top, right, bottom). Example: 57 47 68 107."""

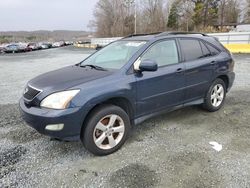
0 48 250 188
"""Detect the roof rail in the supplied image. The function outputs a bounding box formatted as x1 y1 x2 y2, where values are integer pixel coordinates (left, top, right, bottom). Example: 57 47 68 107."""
156 31 208 37
123 32 162 39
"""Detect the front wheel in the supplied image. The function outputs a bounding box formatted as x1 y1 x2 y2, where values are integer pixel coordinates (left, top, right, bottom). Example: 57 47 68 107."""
203 78 226 112
82 104 131 156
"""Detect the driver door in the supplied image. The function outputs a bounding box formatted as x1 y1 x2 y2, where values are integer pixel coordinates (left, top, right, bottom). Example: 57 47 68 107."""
135 39 186 117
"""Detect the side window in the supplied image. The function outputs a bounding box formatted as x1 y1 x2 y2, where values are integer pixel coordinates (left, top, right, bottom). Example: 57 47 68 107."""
205 43 220 56
200 41 211 57
141 40 179 67
180 39 203 61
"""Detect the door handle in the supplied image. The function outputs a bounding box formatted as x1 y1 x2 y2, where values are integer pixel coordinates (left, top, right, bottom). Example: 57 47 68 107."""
210 61 217 65
176 68 184 74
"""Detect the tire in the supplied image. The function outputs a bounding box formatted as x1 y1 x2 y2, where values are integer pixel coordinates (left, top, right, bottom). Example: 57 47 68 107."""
82 104 131 156
203 78 226 112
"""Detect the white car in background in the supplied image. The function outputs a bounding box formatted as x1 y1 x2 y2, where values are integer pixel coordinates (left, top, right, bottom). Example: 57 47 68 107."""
52 41 65 48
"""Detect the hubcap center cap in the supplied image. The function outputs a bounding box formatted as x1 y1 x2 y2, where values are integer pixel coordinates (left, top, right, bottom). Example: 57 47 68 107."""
105 127 113 134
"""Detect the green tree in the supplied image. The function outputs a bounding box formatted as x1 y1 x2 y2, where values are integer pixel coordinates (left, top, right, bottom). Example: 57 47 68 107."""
192 0 205 30
192 0 219 30
167 2 178 30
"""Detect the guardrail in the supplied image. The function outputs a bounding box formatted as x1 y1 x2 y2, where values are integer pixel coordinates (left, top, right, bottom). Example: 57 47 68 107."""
209 32 250 53
90 32 250 46
209 32 250 44
76 32 250 53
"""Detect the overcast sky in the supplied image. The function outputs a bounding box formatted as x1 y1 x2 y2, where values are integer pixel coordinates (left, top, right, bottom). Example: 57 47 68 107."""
0 0 98 31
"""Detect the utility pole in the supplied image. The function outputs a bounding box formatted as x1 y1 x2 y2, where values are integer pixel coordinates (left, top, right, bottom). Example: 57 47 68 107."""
124 0 137 34
134 0 137 34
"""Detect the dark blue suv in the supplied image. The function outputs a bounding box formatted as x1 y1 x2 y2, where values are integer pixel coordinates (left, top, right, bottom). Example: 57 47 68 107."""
20 32 235 155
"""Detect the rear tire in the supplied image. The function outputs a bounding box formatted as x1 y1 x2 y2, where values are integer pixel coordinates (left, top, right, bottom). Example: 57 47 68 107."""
203 78 226 112
82 104 131 156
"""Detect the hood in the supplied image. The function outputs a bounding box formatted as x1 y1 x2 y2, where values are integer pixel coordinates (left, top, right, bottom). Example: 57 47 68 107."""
29 65 113 91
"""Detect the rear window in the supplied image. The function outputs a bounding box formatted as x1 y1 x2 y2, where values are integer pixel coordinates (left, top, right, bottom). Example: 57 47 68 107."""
179 39 203 61
205 43 220 56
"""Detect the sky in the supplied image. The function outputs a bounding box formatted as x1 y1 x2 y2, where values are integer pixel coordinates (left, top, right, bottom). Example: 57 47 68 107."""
0 0 99 31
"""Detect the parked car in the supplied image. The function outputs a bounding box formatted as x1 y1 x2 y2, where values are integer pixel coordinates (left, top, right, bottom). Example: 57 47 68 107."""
65 41 73 46
20 32 235 156
3 44 23 53
45 42 52 48
52 41 65 48
39 42 52 49
20 43 33 52
52 42 60 48
27 43 41 51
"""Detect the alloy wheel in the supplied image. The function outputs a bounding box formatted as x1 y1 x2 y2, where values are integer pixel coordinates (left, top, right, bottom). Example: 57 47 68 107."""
211 84 224 107
93 114 125 150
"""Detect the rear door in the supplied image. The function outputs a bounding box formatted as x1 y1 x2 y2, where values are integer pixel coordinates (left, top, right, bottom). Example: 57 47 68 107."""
178 38 217 102
135 39 186 117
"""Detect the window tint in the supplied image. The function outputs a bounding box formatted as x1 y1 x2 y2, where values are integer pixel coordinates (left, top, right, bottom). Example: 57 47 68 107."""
200 41 211 57
206 43 220 55
180 39 203 61
141 40 179 67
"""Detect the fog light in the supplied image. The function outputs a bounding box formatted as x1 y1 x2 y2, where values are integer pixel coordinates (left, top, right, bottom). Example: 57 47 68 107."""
45 124 64 131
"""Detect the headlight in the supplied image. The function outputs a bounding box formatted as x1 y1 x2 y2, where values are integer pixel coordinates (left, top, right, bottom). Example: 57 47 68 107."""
40 90 80 109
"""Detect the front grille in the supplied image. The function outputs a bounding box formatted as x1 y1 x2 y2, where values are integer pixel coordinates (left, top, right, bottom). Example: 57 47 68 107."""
23 85 41 101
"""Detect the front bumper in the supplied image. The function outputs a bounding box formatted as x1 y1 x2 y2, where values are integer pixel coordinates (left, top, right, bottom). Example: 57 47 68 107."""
19 98 84 141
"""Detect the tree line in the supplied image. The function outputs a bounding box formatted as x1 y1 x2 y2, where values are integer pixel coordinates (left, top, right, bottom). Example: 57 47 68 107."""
89 0 250 37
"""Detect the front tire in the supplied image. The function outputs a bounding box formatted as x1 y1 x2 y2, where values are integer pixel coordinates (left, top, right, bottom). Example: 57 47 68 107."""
82 104 131 156
203 78 226 112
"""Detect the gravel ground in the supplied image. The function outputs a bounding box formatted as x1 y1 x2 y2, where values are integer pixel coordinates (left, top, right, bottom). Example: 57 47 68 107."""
0 48 250 188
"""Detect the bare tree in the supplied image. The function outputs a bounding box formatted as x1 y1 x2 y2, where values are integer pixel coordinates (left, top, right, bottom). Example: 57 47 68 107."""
92 0 169 37
92 0 135 37
243 0 250 23
138 0 167 33
177 0 194 31
218 0 226 30
218 0 240 29
224 0 240 23
91 0 242 37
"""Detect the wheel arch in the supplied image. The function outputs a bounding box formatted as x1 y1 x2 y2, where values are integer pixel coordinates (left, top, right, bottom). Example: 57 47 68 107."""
80 97 135 139
217 75 229 90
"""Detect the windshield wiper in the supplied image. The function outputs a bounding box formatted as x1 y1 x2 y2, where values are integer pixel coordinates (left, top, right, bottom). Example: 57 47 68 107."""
79 64 107 71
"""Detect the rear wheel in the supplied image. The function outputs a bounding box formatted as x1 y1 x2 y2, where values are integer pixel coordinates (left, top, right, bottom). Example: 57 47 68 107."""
203 78 226 112
82 104 131 156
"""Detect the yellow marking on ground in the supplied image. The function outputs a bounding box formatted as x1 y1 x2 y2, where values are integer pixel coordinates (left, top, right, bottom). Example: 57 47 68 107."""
224 44 250 53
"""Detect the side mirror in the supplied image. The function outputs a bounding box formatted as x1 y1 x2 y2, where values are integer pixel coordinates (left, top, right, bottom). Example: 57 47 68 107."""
139 59 158 72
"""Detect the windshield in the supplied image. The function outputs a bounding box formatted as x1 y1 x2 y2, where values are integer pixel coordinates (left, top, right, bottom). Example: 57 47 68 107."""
80 41 146 70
